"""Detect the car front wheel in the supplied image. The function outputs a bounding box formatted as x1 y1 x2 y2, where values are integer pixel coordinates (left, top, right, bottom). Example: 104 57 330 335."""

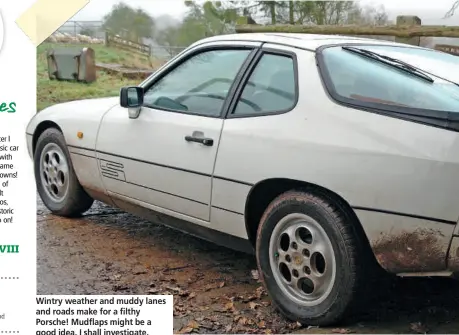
256 190 366 326
34 128 94 217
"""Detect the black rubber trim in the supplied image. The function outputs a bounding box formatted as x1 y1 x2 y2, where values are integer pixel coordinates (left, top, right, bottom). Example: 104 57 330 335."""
69 151 96 159
220 47 262 118
105 174 246 216
212 206 244 216
67 145 254 186
110 191 206 222
97 149 211 178
192 38 316 53
67 145 252 208
67 144 95 151
69 145 454 225
68 146 454 225
212 175 254 187
315 43 459 133
105 175 208 206
225 46 300 119
352 206 457 225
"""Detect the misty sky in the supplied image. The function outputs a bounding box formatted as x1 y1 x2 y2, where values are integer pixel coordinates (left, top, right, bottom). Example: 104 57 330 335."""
72 0 459 25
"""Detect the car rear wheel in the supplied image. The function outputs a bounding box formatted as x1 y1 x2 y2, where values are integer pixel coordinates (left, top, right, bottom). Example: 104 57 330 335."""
34 128 93 217
256 190 366 326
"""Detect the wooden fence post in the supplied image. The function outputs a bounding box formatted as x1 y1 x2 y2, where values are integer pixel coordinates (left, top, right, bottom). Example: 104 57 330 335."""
395 15 421 46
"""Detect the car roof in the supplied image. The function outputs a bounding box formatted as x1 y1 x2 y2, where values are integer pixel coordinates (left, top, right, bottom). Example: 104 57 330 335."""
191 33 458 83
196 33 429 51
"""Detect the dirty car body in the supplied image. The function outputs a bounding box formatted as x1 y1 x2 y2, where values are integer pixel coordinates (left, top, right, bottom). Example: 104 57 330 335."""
27 34 459 325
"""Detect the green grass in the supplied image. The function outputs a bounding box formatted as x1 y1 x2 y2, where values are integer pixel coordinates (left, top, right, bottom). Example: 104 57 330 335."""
37 43 159 111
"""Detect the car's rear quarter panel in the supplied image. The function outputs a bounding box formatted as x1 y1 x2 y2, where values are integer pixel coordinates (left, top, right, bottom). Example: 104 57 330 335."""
214 46 459 274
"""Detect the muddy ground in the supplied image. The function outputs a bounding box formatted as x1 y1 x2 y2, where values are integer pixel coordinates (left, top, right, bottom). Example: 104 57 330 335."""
37 198 459 334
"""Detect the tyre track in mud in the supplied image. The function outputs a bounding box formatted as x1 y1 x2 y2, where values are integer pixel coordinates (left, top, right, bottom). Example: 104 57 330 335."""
37 199 459 334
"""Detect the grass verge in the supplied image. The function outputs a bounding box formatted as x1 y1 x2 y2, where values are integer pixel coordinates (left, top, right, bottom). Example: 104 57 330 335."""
37 43 157 111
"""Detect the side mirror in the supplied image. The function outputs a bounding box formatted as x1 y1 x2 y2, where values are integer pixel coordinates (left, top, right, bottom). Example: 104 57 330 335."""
120 86 144 108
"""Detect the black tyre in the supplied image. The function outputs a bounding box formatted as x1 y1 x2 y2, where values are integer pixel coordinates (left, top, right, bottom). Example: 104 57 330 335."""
34 128 93 217
256 190 366 326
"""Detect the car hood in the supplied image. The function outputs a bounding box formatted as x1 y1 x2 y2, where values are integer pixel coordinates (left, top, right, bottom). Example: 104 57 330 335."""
38 97 119 118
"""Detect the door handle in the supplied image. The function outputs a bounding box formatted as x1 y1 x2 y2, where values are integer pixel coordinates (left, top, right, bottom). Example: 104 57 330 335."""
185 135 214 146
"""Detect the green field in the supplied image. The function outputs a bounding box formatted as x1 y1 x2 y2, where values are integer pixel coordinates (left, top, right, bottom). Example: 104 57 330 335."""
37 43 157 111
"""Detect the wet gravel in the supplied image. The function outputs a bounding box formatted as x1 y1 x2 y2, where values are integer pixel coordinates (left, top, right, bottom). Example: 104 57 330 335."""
37 198 459 334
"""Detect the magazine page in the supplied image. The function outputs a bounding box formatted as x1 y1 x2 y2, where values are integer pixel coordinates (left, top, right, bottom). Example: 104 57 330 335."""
1 0 459 334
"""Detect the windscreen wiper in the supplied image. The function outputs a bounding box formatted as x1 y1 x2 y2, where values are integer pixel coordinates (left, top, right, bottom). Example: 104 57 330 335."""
341 46 434 83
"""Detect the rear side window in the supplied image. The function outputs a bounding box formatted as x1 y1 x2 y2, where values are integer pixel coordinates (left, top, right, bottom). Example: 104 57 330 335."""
319 46 459 114
232 53 297 116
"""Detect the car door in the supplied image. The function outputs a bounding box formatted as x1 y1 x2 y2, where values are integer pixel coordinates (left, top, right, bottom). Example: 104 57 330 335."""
96 41 261 221
211 44 300 239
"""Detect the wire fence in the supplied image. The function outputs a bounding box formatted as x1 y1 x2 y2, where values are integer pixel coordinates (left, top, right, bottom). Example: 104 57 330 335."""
54 21 187 60
57 20 105 39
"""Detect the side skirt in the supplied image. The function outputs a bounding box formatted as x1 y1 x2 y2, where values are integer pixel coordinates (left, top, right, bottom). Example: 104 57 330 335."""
84 187 255 255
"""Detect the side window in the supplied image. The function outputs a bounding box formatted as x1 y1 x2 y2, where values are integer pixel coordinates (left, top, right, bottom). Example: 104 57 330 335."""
143 49 251 117
320 46 459 113
232 53 297 116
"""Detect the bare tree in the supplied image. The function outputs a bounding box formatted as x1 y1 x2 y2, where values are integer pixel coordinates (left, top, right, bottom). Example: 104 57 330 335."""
445 1 459 17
